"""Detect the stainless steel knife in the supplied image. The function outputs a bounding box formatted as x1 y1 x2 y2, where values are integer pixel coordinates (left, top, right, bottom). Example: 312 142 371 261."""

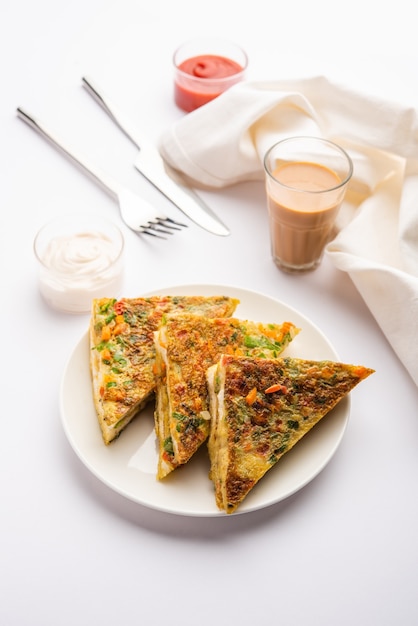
82 76 230 237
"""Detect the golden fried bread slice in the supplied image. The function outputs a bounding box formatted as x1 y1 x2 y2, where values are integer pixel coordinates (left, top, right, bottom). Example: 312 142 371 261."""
90 295 239 445
154 314 299 479
207 355 374 514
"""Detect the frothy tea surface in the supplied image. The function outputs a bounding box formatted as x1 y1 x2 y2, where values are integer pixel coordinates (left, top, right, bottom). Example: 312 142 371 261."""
273 161 342 204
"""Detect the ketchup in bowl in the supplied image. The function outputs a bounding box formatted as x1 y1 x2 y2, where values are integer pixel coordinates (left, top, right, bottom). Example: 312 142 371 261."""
173 39 247 112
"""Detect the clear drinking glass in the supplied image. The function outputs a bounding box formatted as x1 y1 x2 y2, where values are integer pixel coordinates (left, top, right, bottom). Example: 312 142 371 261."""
34 214 124 313
264 136 353 273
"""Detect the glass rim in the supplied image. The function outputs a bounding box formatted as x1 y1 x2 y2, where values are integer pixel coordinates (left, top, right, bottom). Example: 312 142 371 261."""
263 136 354 194
173 37 248 84
33 214 125 271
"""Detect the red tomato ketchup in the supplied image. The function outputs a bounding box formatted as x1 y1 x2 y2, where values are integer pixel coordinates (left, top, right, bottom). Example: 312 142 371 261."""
179 55 243 80
173 40 247 112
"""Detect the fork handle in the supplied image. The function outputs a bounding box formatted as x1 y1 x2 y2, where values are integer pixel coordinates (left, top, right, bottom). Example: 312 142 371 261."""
17 107 121 202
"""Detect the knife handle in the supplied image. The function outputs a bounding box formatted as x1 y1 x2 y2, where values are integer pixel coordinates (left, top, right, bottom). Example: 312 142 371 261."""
81 77 230 236
82 76 143 151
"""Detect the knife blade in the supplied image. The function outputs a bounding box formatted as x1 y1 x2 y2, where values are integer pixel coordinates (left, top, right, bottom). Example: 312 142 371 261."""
82 76 230 237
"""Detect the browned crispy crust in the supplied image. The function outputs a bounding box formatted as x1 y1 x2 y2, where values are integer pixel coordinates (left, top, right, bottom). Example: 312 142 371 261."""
89 295 239 444
208 355 374 513
154 315 300 478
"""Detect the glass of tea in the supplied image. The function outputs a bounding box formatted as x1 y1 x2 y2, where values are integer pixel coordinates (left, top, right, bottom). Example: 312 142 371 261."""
264 136 353 273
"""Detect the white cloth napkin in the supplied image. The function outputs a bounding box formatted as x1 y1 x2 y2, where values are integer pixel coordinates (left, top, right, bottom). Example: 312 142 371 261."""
159 76 418 386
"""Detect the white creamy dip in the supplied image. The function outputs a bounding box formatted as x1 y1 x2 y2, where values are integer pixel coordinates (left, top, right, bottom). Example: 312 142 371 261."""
35 218 124 313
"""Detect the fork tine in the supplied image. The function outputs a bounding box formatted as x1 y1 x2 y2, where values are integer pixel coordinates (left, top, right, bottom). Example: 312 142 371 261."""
163 217 188 228
143 222 175 236
157 219 182 231
140 228 168 239
142 217 187 234
16 108 189 239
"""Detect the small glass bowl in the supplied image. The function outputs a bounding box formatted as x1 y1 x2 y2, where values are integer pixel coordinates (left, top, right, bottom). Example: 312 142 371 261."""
34 214 125 314
173 37 248 112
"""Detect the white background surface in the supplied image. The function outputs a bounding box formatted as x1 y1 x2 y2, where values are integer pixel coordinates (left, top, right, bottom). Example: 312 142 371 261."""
2 1 418 625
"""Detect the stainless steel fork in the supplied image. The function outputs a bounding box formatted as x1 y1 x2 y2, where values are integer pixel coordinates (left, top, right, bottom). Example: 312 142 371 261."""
16 107 187 238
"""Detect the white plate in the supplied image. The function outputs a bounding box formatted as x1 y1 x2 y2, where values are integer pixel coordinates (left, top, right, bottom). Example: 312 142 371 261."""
60 284 350 516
